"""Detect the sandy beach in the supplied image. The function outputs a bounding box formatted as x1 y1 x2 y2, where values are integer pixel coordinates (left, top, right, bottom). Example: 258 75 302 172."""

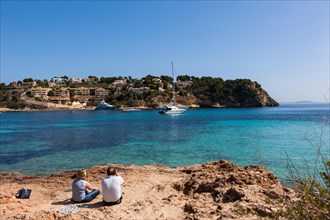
0 160 294 220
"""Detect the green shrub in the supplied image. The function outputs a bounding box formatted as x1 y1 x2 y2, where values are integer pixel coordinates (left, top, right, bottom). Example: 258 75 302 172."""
279 161 330 219
277 126 330 219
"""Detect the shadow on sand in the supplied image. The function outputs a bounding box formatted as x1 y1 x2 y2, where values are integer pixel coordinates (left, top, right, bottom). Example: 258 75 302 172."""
52 199 72 206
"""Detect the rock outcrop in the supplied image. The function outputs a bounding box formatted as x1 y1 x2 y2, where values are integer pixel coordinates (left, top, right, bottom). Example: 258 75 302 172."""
177 160 290 219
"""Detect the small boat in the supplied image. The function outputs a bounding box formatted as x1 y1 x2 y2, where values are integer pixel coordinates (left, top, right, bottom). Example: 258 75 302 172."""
95 100 115 110
121 107 141 112
159 62 187 115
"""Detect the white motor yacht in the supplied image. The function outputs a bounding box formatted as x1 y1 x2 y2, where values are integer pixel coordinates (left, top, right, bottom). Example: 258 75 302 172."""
95 100 115 110
158 104 186 114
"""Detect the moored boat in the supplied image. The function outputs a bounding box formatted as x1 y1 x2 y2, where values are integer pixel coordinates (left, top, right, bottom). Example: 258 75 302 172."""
121 107 141 112
95 100 115 110
158 104 186 114
159 62 187 115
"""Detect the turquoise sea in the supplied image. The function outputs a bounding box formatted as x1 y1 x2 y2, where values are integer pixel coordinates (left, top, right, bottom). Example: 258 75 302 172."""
0 103 329 183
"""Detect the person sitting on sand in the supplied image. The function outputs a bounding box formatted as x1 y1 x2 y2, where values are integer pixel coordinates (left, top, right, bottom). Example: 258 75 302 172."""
102 167 124 206
71 169 100 203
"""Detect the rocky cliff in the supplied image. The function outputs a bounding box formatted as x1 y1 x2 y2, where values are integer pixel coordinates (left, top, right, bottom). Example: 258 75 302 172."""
215 87 279 107
180 80 279 108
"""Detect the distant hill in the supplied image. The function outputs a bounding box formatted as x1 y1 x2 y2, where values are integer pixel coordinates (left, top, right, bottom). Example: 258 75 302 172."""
281 101 327 104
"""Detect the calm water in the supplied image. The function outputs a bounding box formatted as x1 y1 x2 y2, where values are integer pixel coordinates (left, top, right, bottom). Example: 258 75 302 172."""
1 103 329 182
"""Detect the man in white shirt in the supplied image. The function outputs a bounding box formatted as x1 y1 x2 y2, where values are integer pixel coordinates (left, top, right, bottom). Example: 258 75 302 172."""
102 167 124 206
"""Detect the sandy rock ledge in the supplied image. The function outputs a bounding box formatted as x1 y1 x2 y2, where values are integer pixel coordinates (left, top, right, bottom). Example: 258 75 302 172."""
0 160 294 219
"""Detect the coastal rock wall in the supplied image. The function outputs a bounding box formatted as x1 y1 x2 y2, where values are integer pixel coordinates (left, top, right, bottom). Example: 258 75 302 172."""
0 161 293 219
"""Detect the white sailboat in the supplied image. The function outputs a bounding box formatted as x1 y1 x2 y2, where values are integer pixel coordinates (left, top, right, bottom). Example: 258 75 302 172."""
159 62 187 115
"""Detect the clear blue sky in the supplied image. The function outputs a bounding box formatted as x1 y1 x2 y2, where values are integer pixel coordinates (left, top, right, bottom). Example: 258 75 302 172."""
1 1 329 102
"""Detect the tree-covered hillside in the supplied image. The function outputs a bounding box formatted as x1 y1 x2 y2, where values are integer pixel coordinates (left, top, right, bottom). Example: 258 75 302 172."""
0 75 279 110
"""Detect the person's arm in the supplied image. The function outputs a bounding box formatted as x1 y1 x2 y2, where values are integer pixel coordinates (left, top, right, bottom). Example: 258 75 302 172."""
115 171 124 184
84 180 97 191
119 176 124 184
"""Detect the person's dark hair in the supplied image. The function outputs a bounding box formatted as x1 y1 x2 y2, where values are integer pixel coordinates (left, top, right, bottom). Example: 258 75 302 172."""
107 167 116 176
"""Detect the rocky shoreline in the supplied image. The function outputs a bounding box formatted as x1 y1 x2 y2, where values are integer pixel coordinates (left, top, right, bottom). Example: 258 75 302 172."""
0 160 294 219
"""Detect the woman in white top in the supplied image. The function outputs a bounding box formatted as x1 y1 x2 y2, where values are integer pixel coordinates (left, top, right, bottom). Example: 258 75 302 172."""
71 169 100 203
101 167 124 206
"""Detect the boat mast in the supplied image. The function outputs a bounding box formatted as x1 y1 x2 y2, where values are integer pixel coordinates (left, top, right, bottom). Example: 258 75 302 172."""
172 61 176 106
